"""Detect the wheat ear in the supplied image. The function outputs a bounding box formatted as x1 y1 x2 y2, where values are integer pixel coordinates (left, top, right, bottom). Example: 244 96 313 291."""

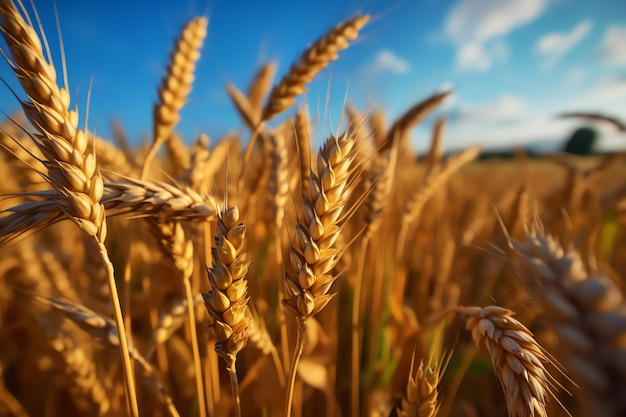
512 231 626 416
247 62 277 114
385 91 451 153
0 2 138 413
283 130 356 417
262 15 369 122
398 359 443 417
32 295 181 417
39 320 111 416
397 146 481 258
0 178 216 241
142 16 208 178
242 14 369 163
149 219 206 417
456 305 561 417
203 206 251 417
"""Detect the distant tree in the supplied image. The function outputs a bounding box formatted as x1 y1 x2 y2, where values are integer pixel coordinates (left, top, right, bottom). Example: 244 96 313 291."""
564 127 597 155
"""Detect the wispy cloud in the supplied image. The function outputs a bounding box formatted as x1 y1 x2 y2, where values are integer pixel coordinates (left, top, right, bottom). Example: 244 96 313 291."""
365 49 410 75
444 0 546 72
600 25 626 66
456 94 527 122
442 93 577 150
536 20 592 69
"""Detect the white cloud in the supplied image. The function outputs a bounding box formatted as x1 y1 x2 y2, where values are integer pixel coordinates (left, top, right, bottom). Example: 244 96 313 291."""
457 94 527 122
445 0 546 43
444 0 546 71
458 43 491 71
536 20 592 69
589 75 626 101
435 93 578 151
367 49 410 75
410 87 626 153
600 25 626 66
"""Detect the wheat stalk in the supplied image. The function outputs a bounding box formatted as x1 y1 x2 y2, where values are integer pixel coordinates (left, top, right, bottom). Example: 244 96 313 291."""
0 178 216 241
203 205 251 417
456 305 561 417
242 14 369 164
512 231 626 416
142 16 208 178
350 138 399 417
0 2 138 412
283 129 356 417
148 219 206 417
31 295 181 417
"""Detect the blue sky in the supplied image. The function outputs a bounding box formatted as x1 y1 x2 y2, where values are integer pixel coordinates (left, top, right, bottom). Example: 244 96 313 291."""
1 0 625 153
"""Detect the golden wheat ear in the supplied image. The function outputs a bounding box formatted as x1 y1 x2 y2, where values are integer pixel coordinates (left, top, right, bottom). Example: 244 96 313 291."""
397 358 444 417
512 231 626 416
0 3 140 411
28 294 181 417
242 14 370 163
456 305 567 417
142 16 208 178
261 14 370 122
203 205 251 417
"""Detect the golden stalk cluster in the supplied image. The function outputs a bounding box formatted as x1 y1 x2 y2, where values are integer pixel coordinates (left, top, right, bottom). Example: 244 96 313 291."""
2 2 626 417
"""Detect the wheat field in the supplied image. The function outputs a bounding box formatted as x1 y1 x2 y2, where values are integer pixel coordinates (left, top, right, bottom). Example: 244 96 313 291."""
0 2 625 417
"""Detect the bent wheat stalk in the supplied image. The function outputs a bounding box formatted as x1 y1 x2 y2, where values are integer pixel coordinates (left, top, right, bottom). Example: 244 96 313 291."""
511 231 626 416
0 178 216 242
32 295 181 417
456 305 562 417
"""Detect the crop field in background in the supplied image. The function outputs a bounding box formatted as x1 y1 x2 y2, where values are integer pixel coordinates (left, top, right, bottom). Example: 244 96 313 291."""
0 2 625 417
